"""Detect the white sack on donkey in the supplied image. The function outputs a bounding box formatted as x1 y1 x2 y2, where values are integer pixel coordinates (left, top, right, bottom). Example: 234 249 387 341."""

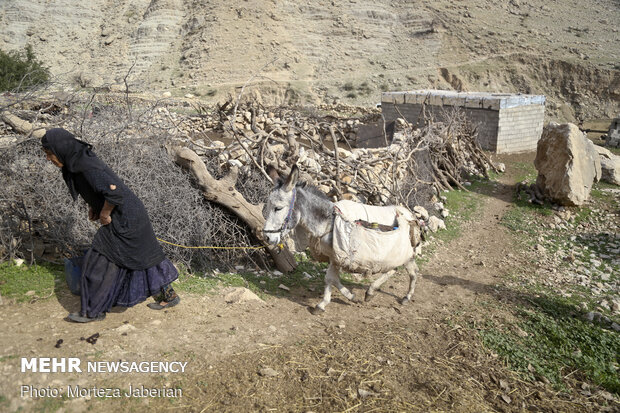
263 164 422 314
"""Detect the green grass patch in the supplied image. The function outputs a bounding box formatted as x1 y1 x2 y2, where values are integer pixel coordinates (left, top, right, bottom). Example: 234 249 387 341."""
591 181 620 201
0 355 17 363
485 172 620 395
175 255 329 299
500 188 553 236
512 161 538 183
417 179 491 264
342 82 355 91
438 185 486 242
499 161 552 234
0 262 64 302
480 291 620 394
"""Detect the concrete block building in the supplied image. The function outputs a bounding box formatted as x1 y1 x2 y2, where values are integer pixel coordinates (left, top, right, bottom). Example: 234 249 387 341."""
381 90 546 153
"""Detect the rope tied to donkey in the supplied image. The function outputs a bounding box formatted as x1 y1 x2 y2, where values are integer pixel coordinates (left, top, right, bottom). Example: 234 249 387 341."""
88 207 284 251
156 237 272 250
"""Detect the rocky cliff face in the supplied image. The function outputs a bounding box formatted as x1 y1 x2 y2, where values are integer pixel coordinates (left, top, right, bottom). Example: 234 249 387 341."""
0 0 619 120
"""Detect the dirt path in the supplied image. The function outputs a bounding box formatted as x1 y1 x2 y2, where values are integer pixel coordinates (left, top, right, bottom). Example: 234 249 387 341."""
0 153 596 412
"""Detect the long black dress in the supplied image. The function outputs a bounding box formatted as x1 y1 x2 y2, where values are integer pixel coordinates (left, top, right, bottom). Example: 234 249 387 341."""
42 128 178 317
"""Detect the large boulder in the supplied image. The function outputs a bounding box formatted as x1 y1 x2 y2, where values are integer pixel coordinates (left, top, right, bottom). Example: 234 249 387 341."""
594 145 620 186
535 123 601 206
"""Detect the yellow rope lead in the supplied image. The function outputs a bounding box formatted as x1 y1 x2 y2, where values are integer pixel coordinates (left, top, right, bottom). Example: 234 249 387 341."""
156 237 266 250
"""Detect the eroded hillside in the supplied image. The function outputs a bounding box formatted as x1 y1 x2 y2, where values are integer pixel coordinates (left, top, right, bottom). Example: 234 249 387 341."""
0 0 619 121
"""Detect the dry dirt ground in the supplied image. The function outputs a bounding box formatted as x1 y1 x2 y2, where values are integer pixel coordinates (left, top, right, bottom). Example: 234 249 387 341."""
0 153 613 412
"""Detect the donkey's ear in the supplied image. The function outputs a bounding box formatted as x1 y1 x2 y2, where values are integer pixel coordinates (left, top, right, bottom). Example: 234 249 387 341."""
266 164 281 185
283 165 299 192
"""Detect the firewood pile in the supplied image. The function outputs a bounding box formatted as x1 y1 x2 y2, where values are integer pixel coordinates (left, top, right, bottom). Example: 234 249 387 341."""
163 98 498 210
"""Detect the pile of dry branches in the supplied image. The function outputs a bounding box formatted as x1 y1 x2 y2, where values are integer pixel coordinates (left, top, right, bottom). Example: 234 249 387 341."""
170 98 497 212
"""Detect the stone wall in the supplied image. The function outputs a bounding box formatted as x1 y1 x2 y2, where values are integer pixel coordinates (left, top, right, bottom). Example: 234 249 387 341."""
381 90 546 154
496 104 545 153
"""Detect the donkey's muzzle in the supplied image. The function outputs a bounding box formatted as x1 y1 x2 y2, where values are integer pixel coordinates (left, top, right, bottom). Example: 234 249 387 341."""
264 232 281 245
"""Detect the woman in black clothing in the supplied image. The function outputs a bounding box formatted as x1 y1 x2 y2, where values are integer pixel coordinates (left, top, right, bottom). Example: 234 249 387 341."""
42 128 180 323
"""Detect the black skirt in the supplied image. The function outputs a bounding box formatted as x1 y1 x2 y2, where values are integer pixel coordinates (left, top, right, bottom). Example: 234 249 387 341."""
80 249 179 317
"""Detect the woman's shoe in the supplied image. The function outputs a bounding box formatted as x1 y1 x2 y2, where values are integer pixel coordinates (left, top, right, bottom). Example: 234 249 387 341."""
67 312 106 323
147 296 180 310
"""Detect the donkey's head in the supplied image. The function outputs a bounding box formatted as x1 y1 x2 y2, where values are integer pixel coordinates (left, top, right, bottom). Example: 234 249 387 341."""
263 165 300 245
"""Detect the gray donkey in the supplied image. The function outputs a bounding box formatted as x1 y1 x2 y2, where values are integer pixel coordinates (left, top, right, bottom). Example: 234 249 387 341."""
263 165 421 314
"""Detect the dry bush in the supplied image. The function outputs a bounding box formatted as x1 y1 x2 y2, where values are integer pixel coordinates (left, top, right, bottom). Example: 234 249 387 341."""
0 138 93 261
0 99 272 272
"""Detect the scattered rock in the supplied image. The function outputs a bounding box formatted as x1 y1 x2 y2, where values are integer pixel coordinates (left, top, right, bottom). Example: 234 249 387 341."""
259 367 279 377
413 206 429 220
501 394 512 404
427 216 446 232
224 288 263 304
115 323 136 333
593 145 620 185
358 388 378 398
514 327 528 338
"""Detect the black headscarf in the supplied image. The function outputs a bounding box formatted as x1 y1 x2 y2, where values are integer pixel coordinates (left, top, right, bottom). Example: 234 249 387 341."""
41 128 107 201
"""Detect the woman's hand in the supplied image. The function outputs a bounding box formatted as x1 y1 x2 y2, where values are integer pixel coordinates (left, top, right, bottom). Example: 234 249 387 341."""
99 201 115 226
99 214 112 225
88 208 99 221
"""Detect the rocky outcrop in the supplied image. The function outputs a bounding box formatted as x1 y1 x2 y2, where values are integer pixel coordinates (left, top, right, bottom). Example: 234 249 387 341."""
129 0 184 76
594 145 620 186
535 122 601 206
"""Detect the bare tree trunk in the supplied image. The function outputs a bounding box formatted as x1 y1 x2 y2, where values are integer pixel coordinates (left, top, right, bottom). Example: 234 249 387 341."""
170 145 297 273
1 111 46 138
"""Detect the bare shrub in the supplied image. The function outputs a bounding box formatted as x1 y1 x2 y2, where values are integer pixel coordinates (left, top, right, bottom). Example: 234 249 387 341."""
0 138 94 262
0 99 271 272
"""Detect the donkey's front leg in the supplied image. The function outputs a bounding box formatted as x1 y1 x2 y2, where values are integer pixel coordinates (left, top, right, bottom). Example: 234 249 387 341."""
401 259 418 305
313 263 354 314
365 270 396 301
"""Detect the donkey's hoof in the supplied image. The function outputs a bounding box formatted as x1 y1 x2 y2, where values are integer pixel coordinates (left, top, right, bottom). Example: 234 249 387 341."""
310 306 325 315
400 297 410 305
365 291 375 302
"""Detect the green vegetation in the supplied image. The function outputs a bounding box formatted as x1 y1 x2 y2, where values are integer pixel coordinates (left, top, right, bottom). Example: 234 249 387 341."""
511 161 537 183
486 175 620 395
0 262 64 302
436 177 491 242
340 81 374 99
175 255 331 299
480 290 620 394
342 82 355 91
0 355 17 363
0 44 50 91
500 196 552 236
